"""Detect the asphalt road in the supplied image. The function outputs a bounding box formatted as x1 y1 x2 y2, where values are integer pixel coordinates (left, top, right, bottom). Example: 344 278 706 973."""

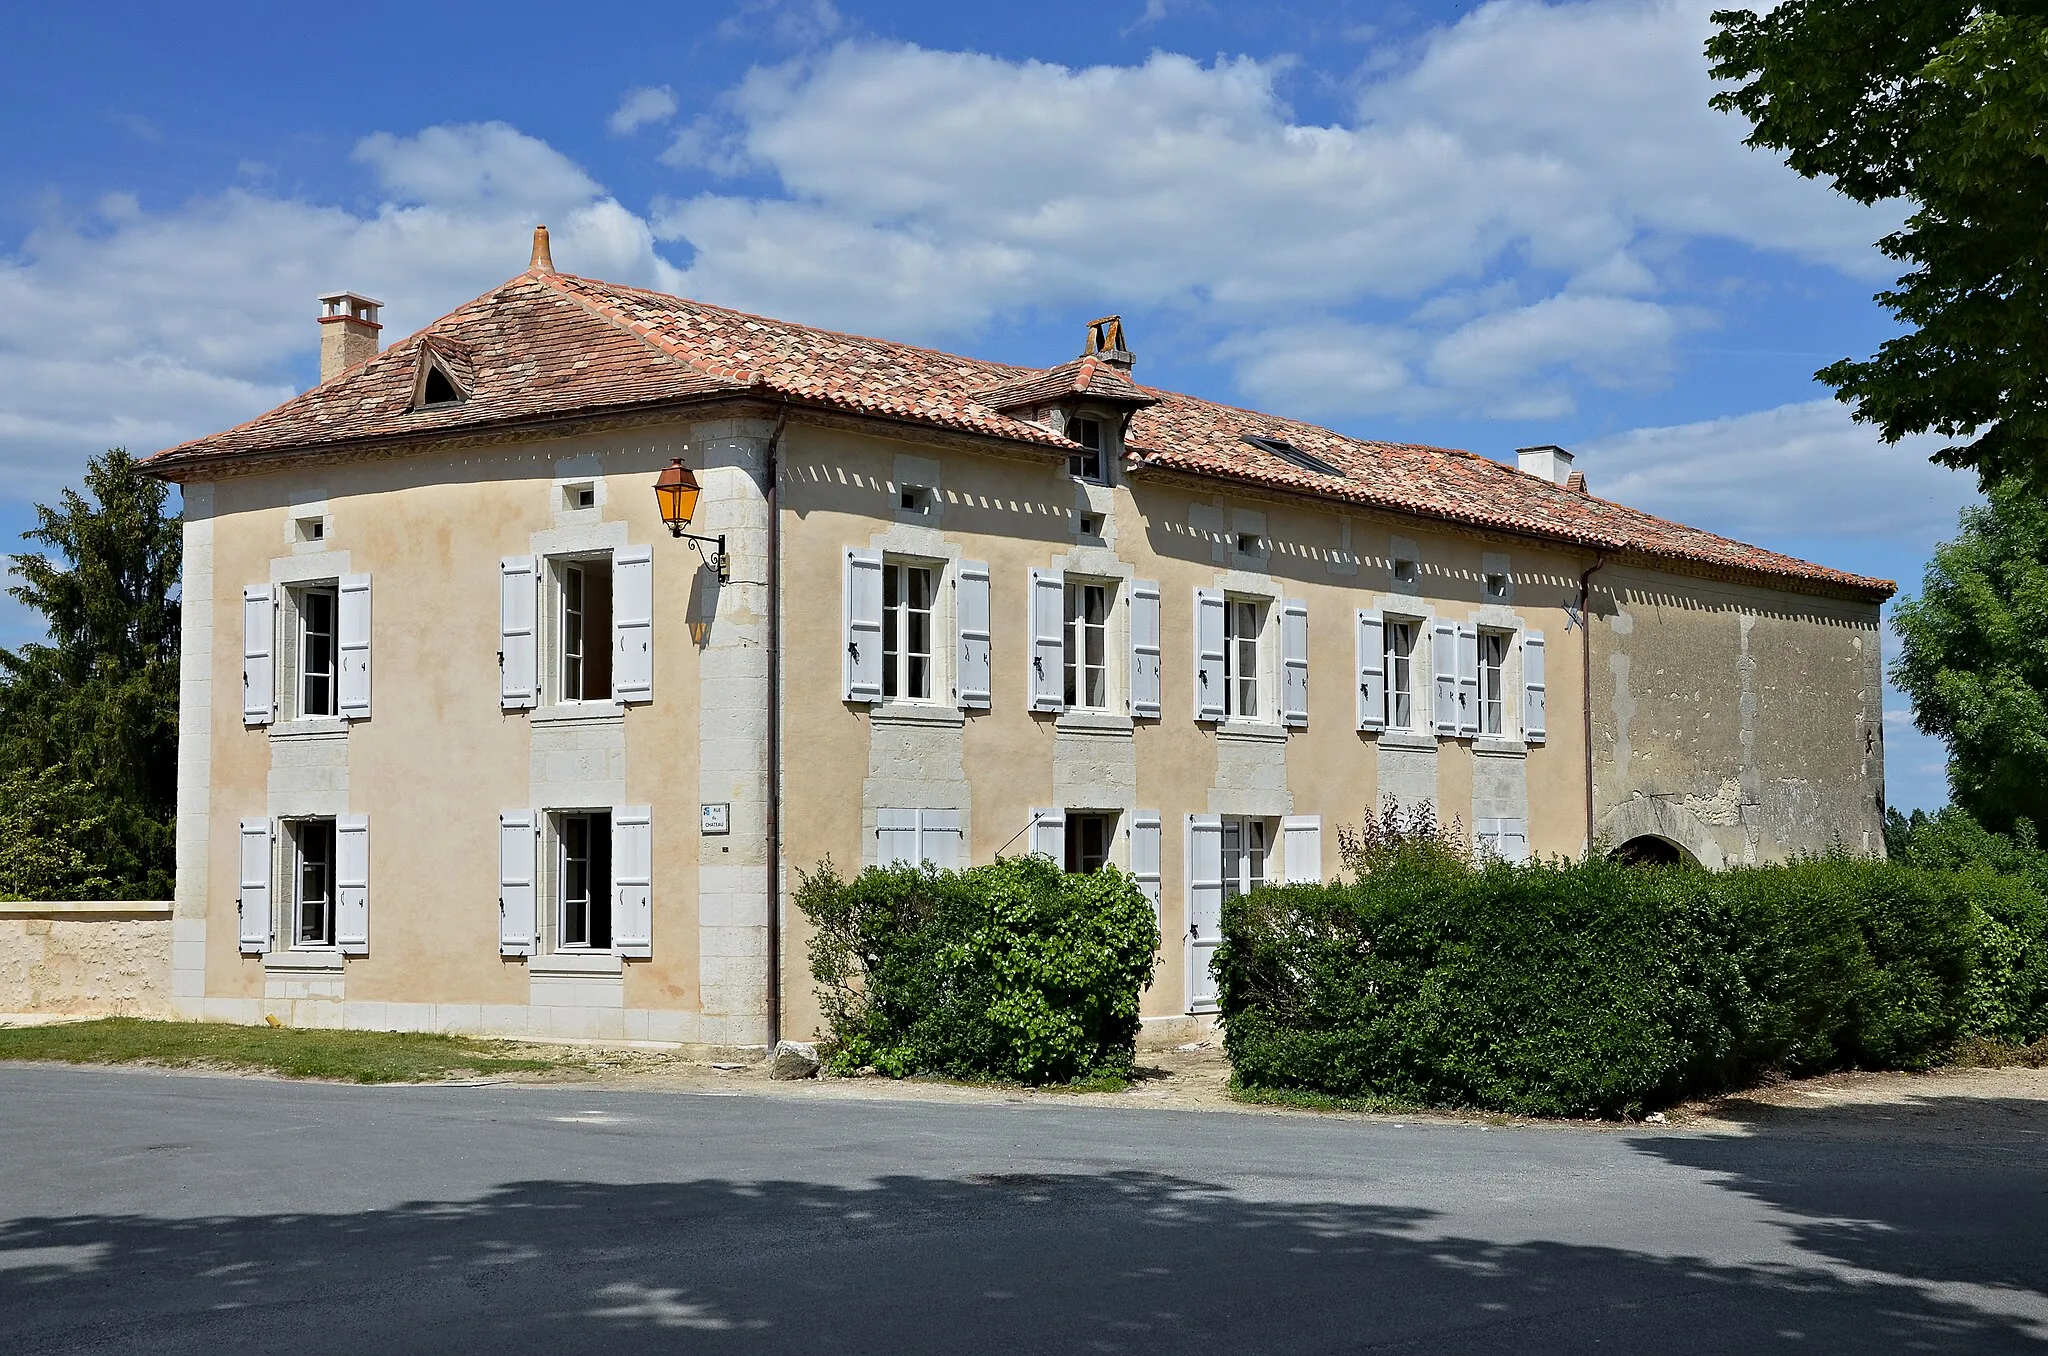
2 1067 2044 1353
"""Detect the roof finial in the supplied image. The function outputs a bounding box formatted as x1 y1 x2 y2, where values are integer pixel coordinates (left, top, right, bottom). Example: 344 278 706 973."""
529 224 554 274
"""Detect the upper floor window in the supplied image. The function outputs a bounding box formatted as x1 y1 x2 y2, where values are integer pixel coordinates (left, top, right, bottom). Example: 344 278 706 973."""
1479 630 1510 736
292 818 337 948
558 558 613 703
1225 597 1264 719
882 560 935 701
1063 580 1111 710
295 585 338 718
1069 416 1106 482
1384 618 1418 731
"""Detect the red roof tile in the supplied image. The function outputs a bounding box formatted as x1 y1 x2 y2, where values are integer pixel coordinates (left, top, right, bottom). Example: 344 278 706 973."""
142 268 1892 600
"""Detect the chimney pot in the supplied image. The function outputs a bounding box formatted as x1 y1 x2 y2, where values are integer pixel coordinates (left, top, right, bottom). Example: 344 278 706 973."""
316 290 383 384
1084 314 1134 372
1516 443 1575 486
529 224 554 274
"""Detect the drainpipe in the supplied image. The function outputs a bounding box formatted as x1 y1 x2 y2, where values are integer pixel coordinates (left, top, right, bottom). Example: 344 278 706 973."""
1578 554 1605 858
764 404 790 1048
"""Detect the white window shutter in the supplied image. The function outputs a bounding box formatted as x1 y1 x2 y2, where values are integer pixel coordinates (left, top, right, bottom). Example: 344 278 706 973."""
1280 597 1309 728
612 805 652 958
1185 815 1224 1011
499 556 538 710
919 808 962 870
1193 588 1226 722
877 807 918 867
1356 609 1386 731
1457 622 1480 737
956 560 991 710
1129 579 1162 719
336 574 371 720
237 818 271 953
1431 620 1459 735
1504 818 1530 864
843 548 883 703
335 814 369 955
498 810 537 957
1029 568 1065 711
613 545 654 703
1283 815 1323 884
1522 629 1547 743
1029 807 1065 862
1131 811 1162 920
242 585 275 727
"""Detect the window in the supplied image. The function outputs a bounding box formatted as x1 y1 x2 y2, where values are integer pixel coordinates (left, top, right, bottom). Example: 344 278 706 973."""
1069 416 1106 482
1384 619 1417 731
421 365 461 406
1484 572 1509 599
297 586 337 717
1479 630 1510 736
1063 580 1110 709
1477 817 1529 864
1225 597 1263 718
1392 558 1418 586
557 811 612 950
1236 533 1264 556
899 485 932 513
292 818 337 948
1241 434 1345 478
1065 812 1117 873
877 808 962 870
558 558 613 702
1221 816 1269 899
563 482 596 511
294 515 326 544
882 561 935 700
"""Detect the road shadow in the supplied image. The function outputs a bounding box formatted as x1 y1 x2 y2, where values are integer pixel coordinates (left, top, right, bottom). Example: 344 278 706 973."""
5 1162 2043 1354
1631 1092 2048 1301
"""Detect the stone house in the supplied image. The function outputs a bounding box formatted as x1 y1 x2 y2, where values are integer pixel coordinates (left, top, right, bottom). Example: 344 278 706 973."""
137 229 1892 1048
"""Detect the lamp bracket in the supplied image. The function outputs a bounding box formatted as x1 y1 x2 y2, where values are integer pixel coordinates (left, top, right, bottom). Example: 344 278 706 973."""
669 527 729 582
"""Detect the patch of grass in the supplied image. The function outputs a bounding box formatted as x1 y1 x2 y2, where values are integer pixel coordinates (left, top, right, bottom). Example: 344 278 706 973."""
0 1018 555 1083
1228 1079 1428 1116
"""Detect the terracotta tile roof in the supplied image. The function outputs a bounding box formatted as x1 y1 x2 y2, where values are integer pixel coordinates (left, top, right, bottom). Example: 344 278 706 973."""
143 268 1892 599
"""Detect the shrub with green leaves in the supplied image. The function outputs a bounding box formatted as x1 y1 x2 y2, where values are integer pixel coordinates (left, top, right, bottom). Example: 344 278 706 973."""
796 854 1158 1084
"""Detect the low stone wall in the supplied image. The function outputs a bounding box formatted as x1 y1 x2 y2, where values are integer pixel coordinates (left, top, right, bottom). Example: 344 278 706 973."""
0 903 174 1017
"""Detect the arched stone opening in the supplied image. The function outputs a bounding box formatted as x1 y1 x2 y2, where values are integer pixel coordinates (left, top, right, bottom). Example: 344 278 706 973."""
1596 797 1728 870
1609 835 1699 867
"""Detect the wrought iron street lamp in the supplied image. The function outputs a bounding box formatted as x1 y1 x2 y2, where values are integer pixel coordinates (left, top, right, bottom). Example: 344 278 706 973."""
653 459 728 582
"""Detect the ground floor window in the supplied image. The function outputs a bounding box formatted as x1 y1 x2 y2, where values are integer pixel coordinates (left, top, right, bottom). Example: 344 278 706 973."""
291 818 337 947
1221 816 1269 900
557 810 613 949
1065 812 1117 873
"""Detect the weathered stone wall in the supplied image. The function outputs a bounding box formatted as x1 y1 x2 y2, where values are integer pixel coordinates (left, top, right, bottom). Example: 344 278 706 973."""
1590 564 1886 866
0 908 175 1016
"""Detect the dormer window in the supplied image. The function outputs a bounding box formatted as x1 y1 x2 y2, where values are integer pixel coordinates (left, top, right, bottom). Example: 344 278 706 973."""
1070 416 1106 483
422 366 460 406
413 344 469 410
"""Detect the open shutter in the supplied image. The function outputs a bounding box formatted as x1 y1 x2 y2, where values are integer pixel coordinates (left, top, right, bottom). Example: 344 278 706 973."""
1029 807 1065 862
956 560 991 710
1283 815 1323 884
1457 622 1480 737
237 818 271 954
499 556 538 710
613 544 654 703
1131 811 1162 920
1432 620 1459 735
1193 588 1226 722
1129 579 1162 719
843 548 883 703
877 807 918 867
612 805 652 958
1522 630 1547 743
1185 815 1224 1011
242 585 274 727
498 810 537 957
335 814 369 955
919 808 962 870
336 574 372 720
1028 568 1065 711
1356 609 1386 731
1280 597 1309 728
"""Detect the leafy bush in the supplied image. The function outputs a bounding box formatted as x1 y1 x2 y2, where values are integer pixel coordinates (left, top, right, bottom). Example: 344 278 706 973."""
1217 845 2048 1117
796 854 1159 1084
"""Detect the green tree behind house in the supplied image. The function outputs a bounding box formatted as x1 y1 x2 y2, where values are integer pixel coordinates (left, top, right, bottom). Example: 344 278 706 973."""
0 450 180 898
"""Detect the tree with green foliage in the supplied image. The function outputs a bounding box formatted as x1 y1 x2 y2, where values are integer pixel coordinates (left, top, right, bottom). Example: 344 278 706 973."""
1708 3 2048 485
1891 481 2048 835
0 450 180 898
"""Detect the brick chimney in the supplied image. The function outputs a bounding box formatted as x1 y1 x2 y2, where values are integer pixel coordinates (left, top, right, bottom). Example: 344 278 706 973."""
318 291 383 383
1516 444 1575 486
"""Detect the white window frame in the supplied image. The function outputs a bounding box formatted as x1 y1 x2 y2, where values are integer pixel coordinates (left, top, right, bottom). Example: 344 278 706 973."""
1223 596 1267 721
1069 414 1108 483
546 552 616 706
1479 628 1512 737
288 817 338 950
1063 578 1115 711
552 809 613 953
882 557 940 704
1385 616 1419 732
1220 815 1270 900
293 584 339 720
1064 810 1118 873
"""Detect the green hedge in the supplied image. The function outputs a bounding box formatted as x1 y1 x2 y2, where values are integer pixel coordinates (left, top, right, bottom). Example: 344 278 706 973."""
1216 853 2048 1117
795 855 1159 1084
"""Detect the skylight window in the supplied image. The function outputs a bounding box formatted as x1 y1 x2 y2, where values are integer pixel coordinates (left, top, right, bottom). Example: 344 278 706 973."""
1242 434 1344 478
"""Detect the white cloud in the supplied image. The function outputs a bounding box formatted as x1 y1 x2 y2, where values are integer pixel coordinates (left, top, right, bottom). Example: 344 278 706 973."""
608 86 679 137
718 0 843 46
1581 399 1979 546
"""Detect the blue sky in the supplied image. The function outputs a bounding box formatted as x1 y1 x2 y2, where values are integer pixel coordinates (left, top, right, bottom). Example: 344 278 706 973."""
0 0 1977 810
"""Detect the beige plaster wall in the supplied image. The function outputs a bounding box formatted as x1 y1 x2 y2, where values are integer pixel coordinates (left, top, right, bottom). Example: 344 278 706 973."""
0 913 174 1016
1590 563 1886 866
